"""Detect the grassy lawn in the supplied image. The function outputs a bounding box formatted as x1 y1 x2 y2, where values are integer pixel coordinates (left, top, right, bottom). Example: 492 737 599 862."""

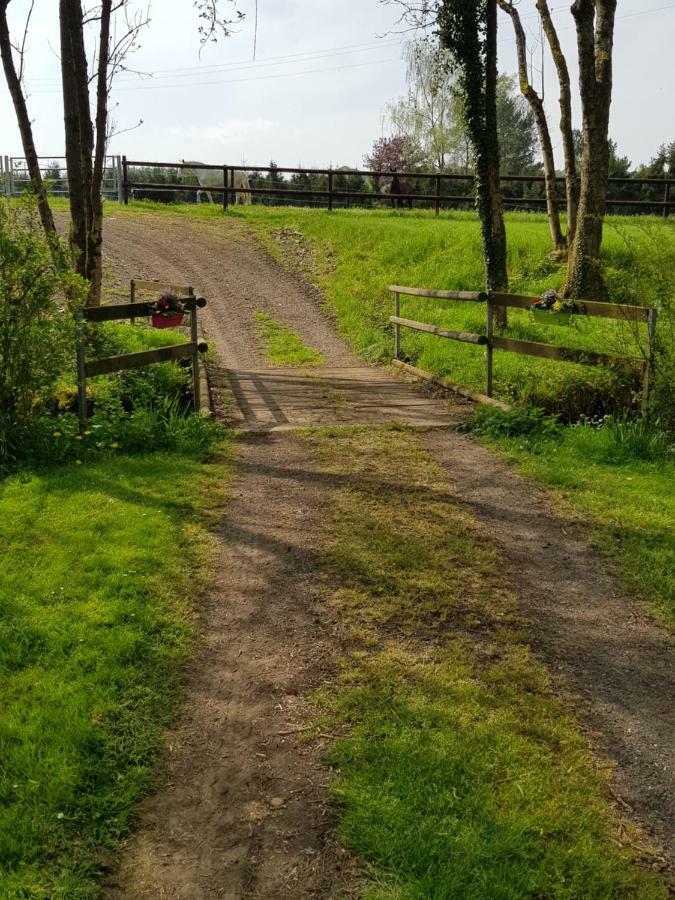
305 426 667 899
253 311 325 366
0 445 230 897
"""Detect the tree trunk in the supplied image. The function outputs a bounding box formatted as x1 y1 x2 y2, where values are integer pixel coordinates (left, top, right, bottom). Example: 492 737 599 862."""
439 0 508 325
481 0 508 321
60 0 101 304
499 0 565 252
537 0 579 245
90 0 112 307
564 0 617 299
0 2 57 242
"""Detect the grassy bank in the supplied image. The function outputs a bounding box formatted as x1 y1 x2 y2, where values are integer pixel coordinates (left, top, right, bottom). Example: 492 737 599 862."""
237 206 674 421
305 427 667 899
467 410 675 625
0 442 230 896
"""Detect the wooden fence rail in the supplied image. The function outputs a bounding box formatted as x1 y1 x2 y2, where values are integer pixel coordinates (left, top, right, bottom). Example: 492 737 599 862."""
388 285 658 415
76 282 208 421
121 157 675 217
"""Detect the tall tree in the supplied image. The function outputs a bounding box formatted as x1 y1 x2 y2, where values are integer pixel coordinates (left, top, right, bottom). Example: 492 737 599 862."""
2 1 242 304
536 0 579 246
495 74 538 175
0 1 58 245
437 0 508 312
386 40 464 171
564 0 617 299
497 1 565 250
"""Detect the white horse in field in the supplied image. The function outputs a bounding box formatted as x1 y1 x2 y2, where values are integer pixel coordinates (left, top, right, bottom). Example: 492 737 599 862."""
181 160 252 205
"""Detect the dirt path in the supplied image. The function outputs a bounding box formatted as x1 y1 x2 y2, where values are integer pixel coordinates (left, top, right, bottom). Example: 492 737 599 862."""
100 212 673 893
101 214 467 429
105 434 357 899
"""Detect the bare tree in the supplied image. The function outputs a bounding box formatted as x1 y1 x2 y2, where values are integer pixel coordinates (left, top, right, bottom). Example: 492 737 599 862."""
0 1 57 244
2 1 243 304
498 0 565 252
536 0 579 247
564 0 617 299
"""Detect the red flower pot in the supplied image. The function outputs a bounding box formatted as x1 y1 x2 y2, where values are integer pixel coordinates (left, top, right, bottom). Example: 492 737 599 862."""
151 312 184 329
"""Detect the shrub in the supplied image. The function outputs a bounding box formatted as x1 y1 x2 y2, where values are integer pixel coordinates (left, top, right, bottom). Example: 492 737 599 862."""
466 406 560 440
0 198 86 464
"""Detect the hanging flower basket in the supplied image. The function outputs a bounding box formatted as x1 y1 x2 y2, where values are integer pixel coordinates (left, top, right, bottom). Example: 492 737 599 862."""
151 311 184 329
530 290 575 327
147 293 185 329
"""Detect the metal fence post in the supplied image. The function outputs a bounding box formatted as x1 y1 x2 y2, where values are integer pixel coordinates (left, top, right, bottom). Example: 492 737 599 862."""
394 291 400 359
222 166 229 210
435 173 441 215
486 294 494 397
328 170 333 211
664 181 671 219
641 307 658 416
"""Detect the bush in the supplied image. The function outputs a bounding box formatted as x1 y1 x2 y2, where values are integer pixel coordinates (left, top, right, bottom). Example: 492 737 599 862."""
466 405 560 440
0 198 86 464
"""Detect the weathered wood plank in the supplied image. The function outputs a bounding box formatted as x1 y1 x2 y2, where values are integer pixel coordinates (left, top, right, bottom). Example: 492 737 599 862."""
85 342 207 377
83 297 205 323
392 359 511 411
491 335 644 372
389 316 487 345
489 292 650 322
389 285 487 302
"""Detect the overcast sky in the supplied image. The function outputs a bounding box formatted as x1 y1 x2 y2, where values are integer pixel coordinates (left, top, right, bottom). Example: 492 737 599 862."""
1 0 673 171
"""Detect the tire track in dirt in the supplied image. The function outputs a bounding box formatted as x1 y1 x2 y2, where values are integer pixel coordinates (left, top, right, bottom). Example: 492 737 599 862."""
104 434 357 899
425 430 675 865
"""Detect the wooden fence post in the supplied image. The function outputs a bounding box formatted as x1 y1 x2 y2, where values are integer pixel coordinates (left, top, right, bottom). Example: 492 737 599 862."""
223 166 229 210
394 291 400 359
486 294 494 397
189 288 201 412
76 311 87 423
328 170 333 211
122 155 129 205
641 307 658 416
129 278 136 325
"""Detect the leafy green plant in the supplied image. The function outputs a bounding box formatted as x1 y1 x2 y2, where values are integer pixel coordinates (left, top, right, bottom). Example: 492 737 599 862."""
0 198 86 464
466 406 560 440
583 417 673 465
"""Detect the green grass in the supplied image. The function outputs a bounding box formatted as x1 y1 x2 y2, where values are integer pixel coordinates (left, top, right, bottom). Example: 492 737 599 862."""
234 205 674 420
253 311 325 366
468 414 675 625
304 426 667 899
0 445 231 897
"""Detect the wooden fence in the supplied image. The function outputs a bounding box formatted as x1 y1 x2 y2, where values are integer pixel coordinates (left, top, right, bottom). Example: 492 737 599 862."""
121 157 675 217
389 286 658 414
76 279 208 421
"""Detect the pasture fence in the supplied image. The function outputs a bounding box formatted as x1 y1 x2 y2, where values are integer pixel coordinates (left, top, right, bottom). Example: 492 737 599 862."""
120 157 675 217
76 279 208 422
389 286 658 415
